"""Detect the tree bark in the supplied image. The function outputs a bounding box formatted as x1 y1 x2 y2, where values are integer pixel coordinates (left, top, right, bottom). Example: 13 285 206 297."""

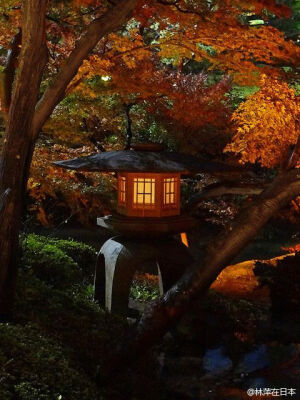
0 0 48 319
124 103 134 150
100 169 300 378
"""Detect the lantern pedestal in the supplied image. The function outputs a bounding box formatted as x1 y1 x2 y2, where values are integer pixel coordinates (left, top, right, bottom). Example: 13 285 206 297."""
97 213 197 238
94 235 194 315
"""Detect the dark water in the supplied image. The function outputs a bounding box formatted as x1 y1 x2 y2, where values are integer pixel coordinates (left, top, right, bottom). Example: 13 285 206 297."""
202 343 300 398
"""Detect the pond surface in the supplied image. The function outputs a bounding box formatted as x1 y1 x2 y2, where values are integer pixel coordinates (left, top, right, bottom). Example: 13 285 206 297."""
160 343 300 399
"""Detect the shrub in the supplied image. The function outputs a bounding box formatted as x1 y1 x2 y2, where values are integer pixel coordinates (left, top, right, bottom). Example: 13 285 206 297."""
51 238 96 280
21 235 97 287
21 235 81 288
254 252 300 313
130 273 160 301
0 323 99 400
36 236 96 280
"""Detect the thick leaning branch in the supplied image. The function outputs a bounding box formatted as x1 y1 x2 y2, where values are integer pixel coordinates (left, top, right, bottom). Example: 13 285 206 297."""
32 0 137 135
185 182 266 211
100 169 300 378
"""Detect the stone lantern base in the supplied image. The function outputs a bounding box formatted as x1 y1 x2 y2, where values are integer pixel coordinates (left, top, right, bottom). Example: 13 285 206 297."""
97 213 197 238
94 236 194 315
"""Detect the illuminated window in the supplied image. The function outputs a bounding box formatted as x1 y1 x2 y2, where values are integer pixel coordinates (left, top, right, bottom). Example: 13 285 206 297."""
119 176 126 204
163 177 177 205
133 178 155 207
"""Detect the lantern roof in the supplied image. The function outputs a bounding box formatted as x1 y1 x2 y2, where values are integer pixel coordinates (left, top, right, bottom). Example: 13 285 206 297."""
53 144 241 175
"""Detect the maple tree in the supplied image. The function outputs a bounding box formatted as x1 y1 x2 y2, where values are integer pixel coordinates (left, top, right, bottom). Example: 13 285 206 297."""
0 1 299 371
54 0 300 162
28 141 117 226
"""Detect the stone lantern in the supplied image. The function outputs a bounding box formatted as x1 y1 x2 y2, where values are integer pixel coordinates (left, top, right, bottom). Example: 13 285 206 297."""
54 143 235 315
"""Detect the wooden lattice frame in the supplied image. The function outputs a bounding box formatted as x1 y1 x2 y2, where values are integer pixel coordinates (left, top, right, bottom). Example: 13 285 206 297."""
117 172 181 217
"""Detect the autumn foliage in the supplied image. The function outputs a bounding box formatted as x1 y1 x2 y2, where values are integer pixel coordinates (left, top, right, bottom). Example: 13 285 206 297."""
225 76 300 168
0 0 299 224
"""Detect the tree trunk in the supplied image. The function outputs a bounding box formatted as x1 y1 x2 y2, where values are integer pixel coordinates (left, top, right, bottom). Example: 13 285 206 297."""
124 103 134 150
0 0 137 320
100 169 300 378
0 0 48 320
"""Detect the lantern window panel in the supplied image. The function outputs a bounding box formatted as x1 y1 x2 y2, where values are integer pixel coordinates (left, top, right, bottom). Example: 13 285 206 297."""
119 176 126 204
133 178 155 207
163 177 177 206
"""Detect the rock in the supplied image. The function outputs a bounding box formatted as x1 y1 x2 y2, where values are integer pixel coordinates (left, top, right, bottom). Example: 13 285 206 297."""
235 343 298 375
203 347 233 376
235 345 269 374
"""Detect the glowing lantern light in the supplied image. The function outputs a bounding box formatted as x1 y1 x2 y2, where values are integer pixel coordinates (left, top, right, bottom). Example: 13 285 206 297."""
117 172 180 217
180 232 189 247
